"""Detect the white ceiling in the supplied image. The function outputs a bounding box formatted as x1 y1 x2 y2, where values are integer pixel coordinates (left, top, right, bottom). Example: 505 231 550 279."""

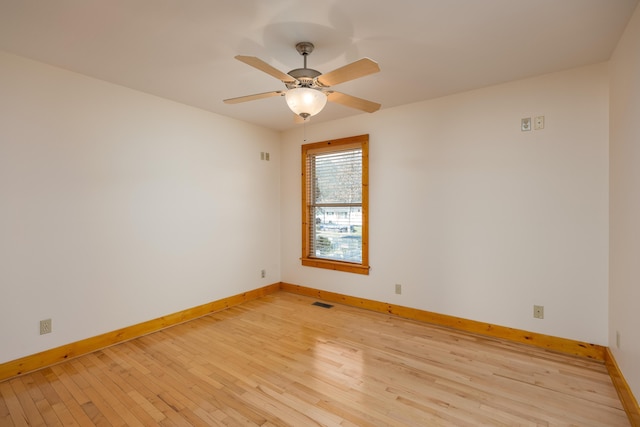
1 0 637 131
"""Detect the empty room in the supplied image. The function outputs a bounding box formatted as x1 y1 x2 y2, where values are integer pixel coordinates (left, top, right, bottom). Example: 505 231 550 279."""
1 1 639 425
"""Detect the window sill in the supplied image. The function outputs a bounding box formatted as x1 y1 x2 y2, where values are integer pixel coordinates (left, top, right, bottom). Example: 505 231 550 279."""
301 257 370 275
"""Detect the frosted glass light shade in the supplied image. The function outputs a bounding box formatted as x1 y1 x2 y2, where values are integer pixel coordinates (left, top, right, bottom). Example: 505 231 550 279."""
285 87 327 118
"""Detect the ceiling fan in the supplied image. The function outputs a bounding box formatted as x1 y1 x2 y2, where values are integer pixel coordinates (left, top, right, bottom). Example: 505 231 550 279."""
223 42 381 120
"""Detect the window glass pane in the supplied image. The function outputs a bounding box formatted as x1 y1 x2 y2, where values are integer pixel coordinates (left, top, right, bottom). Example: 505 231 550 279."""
312 206 362 263
313 149 362 204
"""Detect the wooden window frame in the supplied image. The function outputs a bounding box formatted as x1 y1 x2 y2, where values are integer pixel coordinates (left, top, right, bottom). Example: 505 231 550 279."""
301 134 369 275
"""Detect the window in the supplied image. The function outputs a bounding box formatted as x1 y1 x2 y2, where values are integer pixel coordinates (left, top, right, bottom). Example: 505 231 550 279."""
301 134 369 275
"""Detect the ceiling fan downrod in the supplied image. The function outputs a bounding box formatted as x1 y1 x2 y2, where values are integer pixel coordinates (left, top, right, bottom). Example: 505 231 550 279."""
287 42 321 89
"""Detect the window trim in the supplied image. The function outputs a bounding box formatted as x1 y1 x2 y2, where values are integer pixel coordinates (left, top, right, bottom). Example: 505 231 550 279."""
301 134 369 275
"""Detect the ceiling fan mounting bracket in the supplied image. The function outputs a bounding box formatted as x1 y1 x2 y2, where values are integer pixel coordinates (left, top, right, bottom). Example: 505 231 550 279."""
295 42 314 56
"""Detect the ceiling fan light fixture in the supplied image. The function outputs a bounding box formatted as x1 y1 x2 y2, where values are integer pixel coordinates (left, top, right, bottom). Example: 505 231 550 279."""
285 87 327 118
224 42 380 118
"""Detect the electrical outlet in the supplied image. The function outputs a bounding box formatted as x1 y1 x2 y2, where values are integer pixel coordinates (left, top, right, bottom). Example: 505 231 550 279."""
521 117 531 132
533 305 544 319
395 284 402 295
265 152 270 161
40 318 52 335
261 269 266 278
534 115 545 130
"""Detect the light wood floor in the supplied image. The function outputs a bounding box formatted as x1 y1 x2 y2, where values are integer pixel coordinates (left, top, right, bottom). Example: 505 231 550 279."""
0 292 630 426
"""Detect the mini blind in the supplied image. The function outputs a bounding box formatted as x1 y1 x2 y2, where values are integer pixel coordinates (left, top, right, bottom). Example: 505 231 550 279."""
301 135 369 274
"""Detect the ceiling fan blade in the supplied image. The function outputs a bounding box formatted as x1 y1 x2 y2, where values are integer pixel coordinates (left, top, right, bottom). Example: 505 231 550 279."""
317 58 380 87
223 90 285 104
235 55 296 83
327 91 381 113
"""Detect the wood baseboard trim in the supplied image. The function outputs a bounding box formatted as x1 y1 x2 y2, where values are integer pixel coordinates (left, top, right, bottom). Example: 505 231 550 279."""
279 282 606 361
0 283 281 383
605 348 640 426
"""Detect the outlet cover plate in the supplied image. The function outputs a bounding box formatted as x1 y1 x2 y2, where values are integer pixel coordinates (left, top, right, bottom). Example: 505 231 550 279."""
533 305 544 319
40 318 52 335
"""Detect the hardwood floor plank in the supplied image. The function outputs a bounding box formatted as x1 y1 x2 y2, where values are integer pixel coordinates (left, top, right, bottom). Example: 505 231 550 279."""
41 368 92 426
22 373 62 426
0 292 630 426
0 381 29 427
7 377 47 426
0 386 12 426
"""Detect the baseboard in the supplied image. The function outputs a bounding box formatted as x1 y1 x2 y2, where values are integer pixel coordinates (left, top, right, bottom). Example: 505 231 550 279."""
279 282 606 361
605 348 640 426
0 283 281 383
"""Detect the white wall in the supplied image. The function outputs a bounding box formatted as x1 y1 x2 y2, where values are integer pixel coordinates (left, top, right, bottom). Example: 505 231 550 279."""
0 44 620 372
281 63 609 345
0 52 281 363
609 3 640 401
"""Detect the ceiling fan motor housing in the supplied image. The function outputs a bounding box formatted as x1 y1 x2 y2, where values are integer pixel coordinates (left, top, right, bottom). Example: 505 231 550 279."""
286 68 322 89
